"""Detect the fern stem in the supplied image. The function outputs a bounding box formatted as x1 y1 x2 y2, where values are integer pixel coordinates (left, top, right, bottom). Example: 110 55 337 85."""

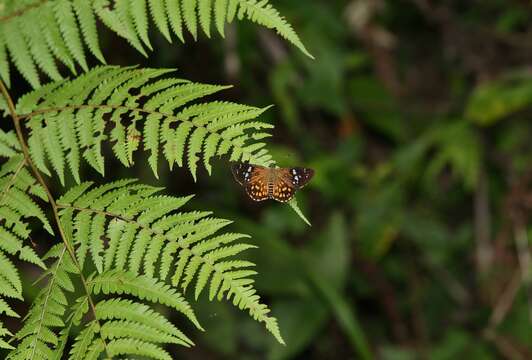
0 0 47 22
0 79 112 358
19 104 144 120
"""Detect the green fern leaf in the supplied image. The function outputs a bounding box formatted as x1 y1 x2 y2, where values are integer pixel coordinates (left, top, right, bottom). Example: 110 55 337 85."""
69 321 97 360
199 0 213 37
101 320 187 345
106 338 172 360
144 234 165 278
74 211 91 269
237 0 314 59
22 10 62 81
0 130 20 158
56 112 81 183
103 219 125 271
19 246 47 270
115 223 137 270
183 0 199 40
129 0 152 50
0 31 11 87
187 126 208 181
148 0 172 42
0 252 21 296
57 181 94 204
116 0 148 57
214 0 229 36
53 180 284 342
1 0 311 87
145 113 163 177
0 298 19 318
42 117 66 185
96 298 193 346
88 270 202 329
53 0 88 71
40 5 77 74
129 229 151 275
226 0 239 21
89 213 106 273
166 0 185 42
8 245 75 359
4 19 40 88
73 0 106 63
20 66 273 179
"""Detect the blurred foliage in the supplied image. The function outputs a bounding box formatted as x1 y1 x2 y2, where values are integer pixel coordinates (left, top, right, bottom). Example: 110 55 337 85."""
7 0 532 359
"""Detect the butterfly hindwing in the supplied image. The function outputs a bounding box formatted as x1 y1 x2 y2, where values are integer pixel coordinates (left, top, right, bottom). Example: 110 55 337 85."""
245 179 270 201
271 171 296 202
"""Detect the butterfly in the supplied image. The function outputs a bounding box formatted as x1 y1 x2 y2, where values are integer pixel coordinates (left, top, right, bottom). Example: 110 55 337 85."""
231 162 314 202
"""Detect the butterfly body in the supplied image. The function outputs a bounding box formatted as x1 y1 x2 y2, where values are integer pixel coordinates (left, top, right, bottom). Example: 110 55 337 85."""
231 163 314 202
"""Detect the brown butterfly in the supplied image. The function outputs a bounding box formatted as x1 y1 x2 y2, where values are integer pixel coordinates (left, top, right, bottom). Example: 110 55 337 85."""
231 162 314 202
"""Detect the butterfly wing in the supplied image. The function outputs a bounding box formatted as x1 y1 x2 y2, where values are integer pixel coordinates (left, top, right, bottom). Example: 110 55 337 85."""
288 167 314 189
232 163 270 201
271 173 296 202
271 167 314 203
231 162 255 185
245 178 270 201
233 163 314 202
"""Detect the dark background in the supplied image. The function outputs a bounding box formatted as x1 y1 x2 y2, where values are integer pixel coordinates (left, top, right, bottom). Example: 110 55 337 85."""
10 0 532 359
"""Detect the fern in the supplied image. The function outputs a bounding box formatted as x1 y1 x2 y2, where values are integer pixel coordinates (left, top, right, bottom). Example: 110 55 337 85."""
3 179 283 358
0 153 51 349
56 180 284 344
0 0 314 353
0 0 312 87
7 245 75 359
17 66 274 183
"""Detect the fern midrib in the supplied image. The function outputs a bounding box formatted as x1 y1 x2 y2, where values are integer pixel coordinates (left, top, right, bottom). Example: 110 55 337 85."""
0 0 48 23
25 245 66 359
0 158 26 206
0 79 113 358
20 103 263 162
56 203 268 317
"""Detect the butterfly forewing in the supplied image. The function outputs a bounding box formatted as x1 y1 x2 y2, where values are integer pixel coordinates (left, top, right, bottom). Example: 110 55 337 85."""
231 163 263 185
288 167 314 189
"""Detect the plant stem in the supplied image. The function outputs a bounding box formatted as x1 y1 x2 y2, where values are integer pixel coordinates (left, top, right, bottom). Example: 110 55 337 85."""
0 80 111 357
514 224 532 322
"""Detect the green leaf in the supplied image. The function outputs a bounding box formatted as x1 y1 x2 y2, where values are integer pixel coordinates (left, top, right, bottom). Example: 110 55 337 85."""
466 73 532 126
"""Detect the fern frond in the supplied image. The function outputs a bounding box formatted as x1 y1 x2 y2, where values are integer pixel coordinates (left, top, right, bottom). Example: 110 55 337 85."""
67 268 198 359
96 298 193 346
0 0 311 87
0 154 55 348
56 180 283 343
7 245 75 360
88 270 201 329
106 338 172 360
18 66 274 181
